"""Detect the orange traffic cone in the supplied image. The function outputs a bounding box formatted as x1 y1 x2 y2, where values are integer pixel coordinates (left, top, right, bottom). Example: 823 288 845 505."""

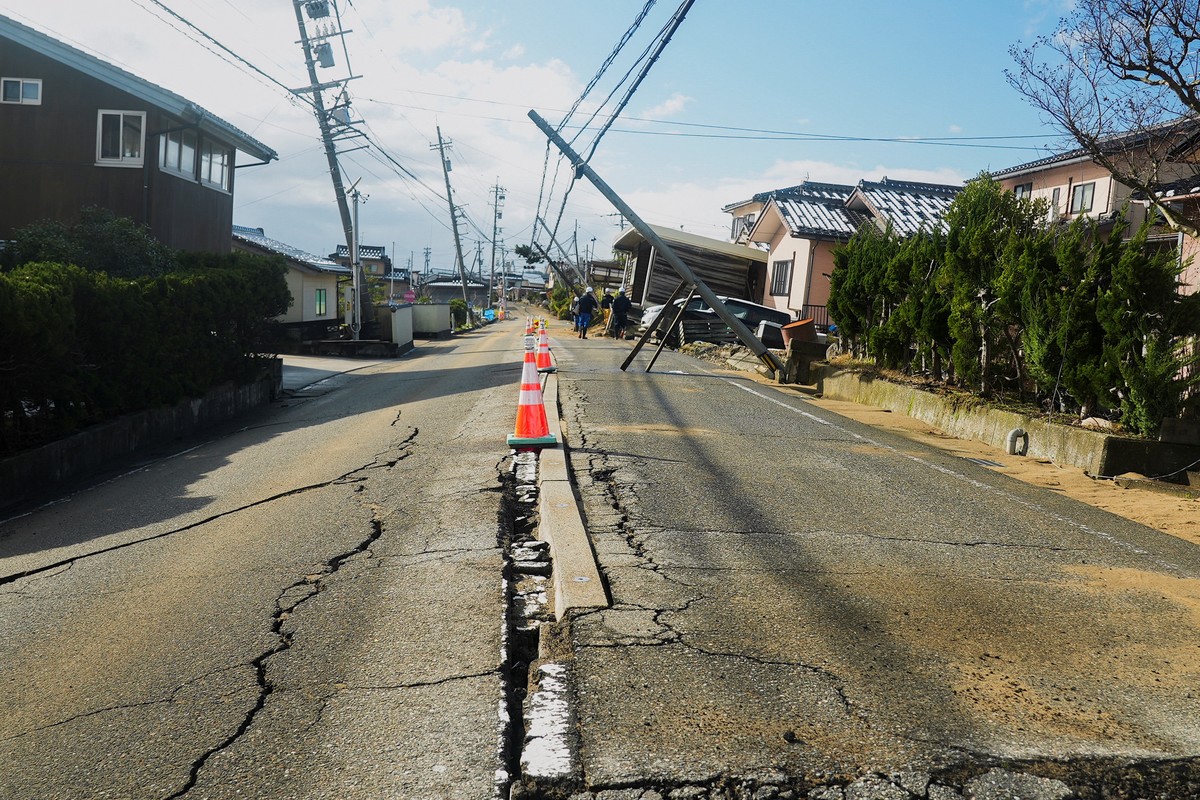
507 346 557 448
535 325 556 373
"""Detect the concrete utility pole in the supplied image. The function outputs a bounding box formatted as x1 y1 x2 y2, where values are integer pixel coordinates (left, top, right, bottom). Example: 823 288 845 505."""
491 182 505 316
349 185 366 339
536 216 586 287
528 109 785 377
432 127 473 324
290 0 370 332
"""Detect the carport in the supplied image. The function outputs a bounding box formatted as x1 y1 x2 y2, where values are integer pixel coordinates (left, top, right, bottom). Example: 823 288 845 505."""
612 224 768 309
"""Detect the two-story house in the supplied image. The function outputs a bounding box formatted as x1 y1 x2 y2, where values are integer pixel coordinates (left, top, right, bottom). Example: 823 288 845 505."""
743 178 962 329
0 14 276 253
994 131 1200 296
739 182 861 327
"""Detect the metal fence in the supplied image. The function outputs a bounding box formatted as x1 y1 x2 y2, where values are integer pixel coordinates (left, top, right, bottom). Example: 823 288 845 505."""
801 304 830 332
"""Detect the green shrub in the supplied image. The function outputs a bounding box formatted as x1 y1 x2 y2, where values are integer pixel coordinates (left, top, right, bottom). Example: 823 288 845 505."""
0 253 289 454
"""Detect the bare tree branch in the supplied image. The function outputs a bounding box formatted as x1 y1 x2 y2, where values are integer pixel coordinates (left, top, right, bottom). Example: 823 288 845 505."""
1006 0 1200 237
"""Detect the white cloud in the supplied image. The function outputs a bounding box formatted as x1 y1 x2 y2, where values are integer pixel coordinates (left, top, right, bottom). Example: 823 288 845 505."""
639 92 693 120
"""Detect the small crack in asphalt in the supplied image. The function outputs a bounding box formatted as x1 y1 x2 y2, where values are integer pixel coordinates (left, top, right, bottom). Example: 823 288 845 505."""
1 663 248 744
1 441 416 589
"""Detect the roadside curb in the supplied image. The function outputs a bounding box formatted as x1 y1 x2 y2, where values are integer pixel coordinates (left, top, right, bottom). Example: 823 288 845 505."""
536 370 609 619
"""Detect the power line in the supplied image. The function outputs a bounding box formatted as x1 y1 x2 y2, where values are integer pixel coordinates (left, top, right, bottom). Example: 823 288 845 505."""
362 93 1052 146
136 0 311 109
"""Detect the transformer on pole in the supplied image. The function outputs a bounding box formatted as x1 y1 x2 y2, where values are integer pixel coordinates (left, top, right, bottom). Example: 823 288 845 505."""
290 0 370 338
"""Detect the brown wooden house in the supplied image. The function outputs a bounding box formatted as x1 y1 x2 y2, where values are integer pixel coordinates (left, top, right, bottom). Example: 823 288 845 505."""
0 14 276 253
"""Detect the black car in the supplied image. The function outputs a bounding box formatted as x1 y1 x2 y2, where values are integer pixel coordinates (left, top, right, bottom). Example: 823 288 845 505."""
639 296 792 347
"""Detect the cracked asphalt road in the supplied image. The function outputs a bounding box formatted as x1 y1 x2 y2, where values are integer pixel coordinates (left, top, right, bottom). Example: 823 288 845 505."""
0 326 525 799
546 325 1200 798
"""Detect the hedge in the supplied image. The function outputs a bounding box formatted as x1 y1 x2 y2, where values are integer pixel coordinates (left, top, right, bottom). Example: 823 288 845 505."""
0 253 289 454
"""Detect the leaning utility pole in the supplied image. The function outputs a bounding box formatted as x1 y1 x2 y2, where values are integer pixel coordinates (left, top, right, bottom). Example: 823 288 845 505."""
291 0 370 335
432 127 473 323
528 109 785 377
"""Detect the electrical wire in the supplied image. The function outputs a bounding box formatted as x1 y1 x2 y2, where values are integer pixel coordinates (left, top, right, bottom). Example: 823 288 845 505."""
558 0 658 133
138 0 311 109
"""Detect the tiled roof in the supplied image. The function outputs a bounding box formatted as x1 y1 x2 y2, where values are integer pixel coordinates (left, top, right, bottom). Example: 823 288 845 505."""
722 181 855 212
775 196 869 241
333 244 387 260
994 118 1200 178
753 181 855 204
1146 174 1200 200
1 14 276 162
232 226 350 274
849 178 962 237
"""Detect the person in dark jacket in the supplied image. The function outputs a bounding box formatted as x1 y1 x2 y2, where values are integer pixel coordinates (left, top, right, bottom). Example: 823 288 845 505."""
576 287 599 338
611 287 632 340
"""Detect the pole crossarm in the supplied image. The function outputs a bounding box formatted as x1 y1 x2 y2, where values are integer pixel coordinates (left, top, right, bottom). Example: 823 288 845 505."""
527 109 785 377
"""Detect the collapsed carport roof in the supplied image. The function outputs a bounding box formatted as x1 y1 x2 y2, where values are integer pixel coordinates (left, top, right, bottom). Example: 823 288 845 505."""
612 223 767 307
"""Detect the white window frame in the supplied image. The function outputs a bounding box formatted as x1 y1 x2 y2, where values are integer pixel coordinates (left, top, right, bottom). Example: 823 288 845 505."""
1070 181 1095 214
96 110 146 167
158 128 198 180
315 288 328 317
199 139 232 192
1 77 41 105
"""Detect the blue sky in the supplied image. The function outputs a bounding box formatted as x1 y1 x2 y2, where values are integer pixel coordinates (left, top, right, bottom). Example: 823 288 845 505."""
3 0 1074 273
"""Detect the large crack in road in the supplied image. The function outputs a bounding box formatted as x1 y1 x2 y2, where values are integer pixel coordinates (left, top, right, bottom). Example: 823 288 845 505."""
145 430 418 799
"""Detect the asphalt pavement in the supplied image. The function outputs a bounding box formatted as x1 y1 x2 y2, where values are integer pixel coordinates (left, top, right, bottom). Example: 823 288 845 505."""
0 332 523 800
519 318 1200 800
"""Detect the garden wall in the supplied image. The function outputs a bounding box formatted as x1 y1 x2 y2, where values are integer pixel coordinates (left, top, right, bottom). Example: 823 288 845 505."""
815 366 1200 481
0 360 281 514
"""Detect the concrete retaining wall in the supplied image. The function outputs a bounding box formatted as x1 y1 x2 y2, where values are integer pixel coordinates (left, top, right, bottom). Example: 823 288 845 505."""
1 360 281 513
815 366 1200 480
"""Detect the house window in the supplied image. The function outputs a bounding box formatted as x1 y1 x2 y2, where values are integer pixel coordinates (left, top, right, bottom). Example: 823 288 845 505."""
1050 187 1061 219
1 77 41 105
1013 182 1033 199
199 140 231 191
97 110 145 166
1070 181 1095 214
315 288 327 316
158 128 197 178
770 259 793 296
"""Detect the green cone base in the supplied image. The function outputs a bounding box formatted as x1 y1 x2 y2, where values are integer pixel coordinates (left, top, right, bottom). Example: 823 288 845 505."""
507 433 558 447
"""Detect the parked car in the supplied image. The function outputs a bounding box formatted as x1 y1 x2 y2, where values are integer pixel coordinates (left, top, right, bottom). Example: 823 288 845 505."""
638 295 793 347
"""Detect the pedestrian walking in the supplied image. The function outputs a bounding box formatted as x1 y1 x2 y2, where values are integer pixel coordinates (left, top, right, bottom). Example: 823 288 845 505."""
576 287 599 339
570 293 580 331
611 287 632 340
